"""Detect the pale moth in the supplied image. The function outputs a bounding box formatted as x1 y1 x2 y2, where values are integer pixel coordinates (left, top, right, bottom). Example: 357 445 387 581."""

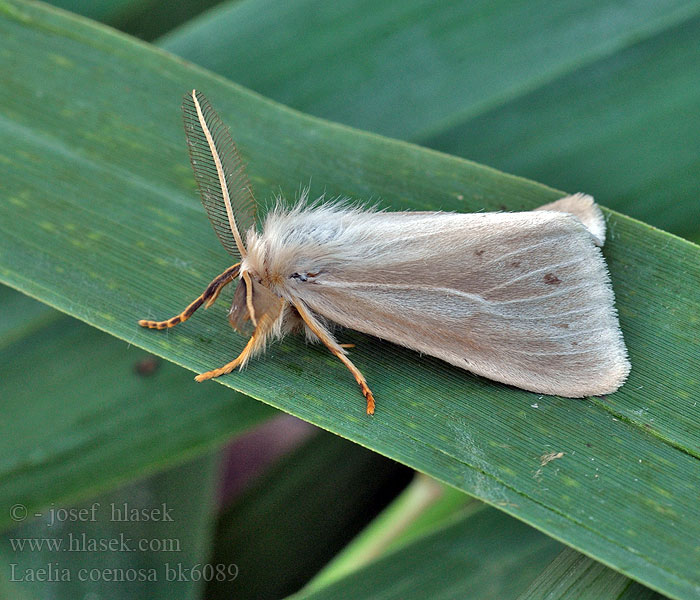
139 90 630 414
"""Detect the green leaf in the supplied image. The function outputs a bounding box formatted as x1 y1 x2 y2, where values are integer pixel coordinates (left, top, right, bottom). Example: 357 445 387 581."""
45 0 233 42
1 2 699 598
113 0 230 42
0 297 275 530
0 453 220 599
159 0 700 239
307 475 477 592
0 285 57 350
423 17 700 240
291 506 563 600
517 548 667 600
41 0 141 23
0 286 234 599
206 430 412 599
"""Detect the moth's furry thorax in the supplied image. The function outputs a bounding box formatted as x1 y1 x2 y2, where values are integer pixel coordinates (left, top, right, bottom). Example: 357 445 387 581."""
240 200 372 299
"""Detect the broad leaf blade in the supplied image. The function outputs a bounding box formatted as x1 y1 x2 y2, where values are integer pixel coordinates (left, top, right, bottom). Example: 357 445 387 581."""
307 475 477 591
42 0 223 41
0 2 699 599
159 0 697 140
0 453 220 599
291 507 563 600
424 16 700 240
0 302 275 527
158 0 700 239
207 431 412 599
518 548 666 600
0 285 57 349
42 0 141 22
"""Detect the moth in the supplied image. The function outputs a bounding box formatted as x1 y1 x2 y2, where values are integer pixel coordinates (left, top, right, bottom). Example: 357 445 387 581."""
139 90 630 414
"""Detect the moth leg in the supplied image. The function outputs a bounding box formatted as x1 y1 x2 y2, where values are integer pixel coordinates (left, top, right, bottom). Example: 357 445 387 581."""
197 285 285 382
138 263 240 330
194 332 258 382
241 270 258 326
292 301 375 415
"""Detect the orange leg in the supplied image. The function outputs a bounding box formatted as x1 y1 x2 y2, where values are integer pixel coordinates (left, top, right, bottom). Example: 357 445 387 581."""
241 270 258 326
194 332 258 382
138 263 240 330
292 301 375 415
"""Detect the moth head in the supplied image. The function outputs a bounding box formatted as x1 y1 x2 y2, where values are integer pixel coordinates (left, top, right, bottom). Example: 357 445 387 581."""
229 269 284 335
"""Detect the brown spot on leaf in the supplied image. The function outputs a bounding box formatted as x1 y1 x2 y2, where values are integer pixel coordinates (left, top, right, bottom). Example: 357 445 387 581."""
544 273 561 285
511 261 521 267
475 249 485 257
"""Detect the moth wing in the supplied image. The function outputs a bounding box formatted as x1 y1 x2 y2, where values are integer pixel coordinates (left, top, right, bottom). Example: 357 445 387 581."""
182 90 257 260
295 209 629 397
536 193 606 246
